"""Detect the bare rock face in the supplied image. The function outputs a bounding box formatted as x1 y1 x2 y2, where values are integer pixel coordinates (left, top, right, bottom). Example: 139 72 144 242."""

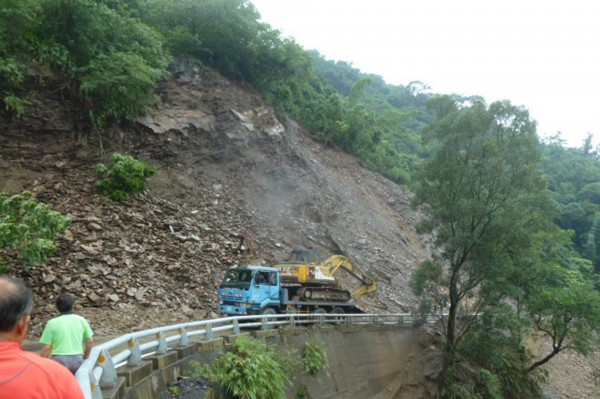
0 64 429 337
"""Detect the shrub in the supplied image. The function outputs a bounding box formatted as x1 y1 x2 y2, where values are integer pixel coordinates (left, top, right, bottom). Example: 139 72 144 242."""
302 340 329 376
0 192 71 270
96 153 156 201
196 336 295 399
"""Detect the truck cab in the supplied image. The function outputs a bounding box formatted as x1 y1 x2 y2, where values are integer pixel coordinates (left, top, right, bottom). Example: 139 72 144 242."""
218 265 280 315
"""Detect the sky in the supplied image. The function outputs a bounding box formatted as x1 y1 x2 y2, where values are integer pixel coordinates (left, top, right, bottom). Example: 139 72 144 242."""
251 0 599 148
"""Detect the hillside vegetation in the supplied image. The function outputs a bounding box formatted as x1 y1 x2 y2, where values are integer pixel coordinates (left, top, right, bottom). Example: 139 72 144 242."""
1 1 599 398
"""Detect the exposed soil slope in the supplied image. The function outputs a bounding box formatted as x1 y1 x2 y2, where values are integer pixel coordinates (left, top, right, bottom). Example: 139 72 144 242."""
0 62 427 334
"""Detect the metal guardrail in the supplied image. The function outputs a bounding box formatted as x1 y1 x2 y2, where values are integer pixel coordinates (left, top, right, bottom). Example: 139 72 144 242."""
75 312 441 399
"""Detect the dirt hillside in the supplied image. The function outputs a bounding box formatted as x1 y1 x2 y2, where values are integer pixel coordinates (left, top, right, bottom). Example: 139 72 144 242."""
0 61 596 398
0 61 428 333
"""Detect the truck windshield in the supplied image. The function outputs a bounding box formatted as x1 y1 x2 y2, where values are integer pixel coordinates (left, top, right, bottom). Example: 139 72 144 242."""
220 269 254 289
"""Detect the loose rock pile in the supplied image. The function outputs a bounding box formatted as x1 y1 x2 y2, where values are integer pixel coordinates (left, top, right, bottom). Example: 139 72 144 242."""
10 166 253 336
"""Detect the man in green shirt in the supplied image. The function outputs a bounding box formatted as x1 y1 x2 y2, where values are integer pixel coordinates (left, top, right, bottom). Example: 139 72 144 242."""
40 293 94 374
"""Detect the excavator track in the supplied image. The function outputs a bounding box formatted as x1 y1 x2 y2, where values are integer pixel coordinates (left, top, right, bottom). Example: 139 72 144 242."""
297 287 351 302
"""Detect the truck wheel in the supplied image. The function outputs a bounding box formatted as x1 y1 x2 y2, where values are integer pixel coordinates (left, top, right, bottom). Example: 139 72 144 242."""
310 308 327 325
330 307 345 324
261 307 277 315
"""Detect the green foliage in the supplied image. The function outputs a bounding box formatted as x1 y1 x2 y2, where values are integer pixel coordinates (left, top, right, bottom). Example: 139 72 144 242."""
410 260 446 316
80 51 164 126
456 307 544 398
525 263 600 366
441 360 540 399
541 135 600 264
578 182 600 204
301 340 328 376
583 213 600 272
0 192 71 270
197 336 295 399
2 94 27 115
442 369 505 399
38 0 170 125
0 0 38 112
1 0 430 185
1 0 170 124
479 368 509 399
96 153 156 201
295 385 310 399
142 0 261 79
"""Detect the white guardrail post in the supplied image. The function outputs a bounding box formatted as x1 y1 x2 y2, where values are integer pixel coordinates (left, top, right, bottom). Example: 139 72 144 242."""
261 316 270 330
127 337 142 366
204 323 214 340
156 331 168 354
232 319 240 335
89 367 102 399
178 327 189 347
98 349 117 388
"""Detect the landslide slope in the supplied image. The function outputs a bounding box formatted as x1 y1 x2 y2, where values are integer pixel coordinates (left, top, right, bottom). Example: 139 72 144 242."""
0 62 428 336
1 63 595 399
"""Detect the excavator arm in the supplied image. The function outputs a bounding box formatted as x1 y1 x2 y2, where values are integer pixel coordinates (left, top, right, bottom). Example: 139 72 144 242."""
273 249 378 302
319 255 378 296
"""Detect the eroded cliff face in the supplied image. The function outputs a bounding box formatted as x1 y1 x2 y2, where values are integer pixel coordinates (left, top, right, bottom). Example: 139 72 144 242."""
0 62 428 337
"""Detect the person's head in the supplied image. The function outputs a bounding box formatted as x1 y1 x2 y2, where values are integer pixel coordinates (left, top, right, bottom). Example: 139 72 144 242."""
0 276 34 341
56 293 76 313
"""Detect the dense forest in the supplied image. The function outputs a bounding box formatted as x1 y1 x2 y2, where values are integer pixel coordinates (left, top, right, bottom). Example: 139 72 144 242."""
1 1 599 398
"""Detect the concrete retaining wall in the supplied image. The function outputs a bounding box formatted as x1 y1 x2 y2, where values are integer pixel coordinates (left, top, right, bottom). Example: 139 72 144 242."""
271 324 439 399
111 324 440 399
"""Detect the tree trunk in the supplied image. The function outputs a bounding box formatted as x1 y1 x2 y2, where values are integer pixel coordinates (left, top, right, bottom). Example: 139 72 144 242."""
446 268 460 356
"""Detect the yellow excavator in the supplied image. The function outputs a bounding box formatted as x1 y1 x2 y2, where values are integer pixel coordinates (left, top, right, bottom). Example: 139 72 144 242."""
272 249 378 302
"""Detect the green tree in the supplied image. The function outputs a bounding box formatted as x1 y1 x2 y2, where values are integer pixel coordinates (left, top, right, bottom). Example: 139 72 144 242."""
413 96 556 361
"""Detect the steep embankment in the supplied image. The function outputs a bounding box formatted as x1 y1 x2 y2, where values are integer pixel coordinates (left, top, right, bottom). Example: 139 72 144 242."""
0 62 428 337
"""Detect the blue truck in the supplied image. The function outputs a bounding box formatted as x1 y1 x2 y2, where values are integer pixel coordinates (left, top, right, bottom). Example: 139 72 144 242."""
217 264 365 316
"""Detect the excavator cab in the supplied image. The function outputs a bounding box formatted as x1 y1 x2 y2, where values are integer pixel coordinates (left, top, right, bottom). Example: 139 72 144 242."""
288 248 320 264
